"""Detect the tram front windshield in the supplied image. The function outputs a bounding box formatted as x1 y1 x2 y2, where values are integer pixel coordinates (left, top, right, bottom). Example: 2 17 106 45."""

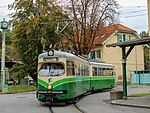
38 63 64 76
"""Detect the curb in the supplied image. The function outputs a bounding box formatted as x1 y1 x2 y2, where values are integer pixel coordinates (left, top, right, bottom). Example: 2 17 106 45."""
111 100 150 109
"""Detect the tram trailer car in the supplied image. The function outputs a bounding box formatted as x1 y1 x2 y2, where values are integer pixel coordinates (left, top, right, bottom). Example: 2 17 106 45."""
36 50 116 102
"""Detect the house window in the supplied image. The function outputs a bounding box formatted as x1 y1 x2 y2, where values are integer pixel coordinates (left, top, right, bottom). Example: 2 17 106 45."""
123 34 126 41
96 50 101 58
90 51 95 59
127 35 131 41
90 50 101 59
117 34 131 42
129 35 131 40
117 34 122 42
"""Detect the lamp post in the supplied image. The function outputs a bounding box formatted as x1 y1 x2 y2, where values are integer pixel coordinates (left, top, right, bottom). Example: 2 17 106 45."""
0 18 8 93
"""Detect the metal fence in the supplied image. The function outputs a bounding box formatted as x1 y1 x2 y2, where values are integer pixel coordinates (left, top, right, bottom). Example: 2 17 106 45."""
130 70 150 85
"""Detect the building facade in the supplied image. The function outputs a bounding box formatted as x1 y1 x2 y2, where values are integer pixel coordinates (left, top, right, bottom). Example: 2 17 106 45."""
90 24 144 83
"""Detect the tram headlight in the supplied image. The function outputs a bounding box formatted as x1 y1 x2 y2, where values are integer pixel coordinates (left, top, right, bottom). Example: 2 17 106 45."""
48 85 52 90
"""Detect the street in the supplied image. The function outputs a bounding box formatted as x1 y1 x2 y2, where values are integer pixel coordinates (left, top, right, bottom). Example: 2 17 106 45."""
0 85 150 113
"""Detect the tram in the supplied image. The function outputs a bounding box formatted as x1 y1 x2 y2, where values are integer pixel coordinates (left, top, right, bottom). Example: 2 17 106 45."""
36 49 116 102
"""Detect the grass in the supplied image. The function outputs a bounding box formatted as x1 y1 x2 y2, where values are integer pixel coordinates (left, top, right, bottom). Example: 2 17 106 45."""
129 93 150 97
6 85 36 94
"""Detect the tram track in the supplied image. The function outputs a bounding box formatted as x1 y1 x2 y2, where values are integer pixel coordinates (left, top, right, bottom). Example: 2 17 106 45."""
48 103 87 113
74 103 87 113
49 106 54 113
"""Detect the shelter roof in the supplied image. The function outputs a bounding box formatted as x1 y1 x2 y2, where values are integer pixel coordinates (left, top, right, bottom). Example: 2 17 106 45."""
106 37 150 47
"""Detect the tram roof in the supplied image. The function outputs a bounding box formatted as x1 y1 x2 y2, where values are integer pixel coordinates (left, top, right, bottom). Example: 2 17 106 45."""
90 62 114 67
39 50 76 58
38 50 88 62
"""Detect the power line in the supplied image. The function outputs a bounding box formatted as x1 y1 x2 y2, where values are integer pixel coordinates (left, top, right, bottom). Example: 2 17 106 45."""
132 9 147 13
0 5 7 8
121 9 147 15
124 14 147 18
119 6 147 9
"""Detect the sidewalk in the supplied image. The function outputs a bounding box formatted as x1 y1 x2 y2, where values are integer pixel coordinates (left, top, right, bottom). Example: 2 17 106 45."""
111 85 150 109
111 96 150 109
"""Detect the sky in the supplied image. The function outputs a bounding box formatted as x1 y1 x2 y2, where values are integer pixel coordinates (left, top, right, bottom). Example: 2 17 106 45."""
117 0 148 33
0 0 148 33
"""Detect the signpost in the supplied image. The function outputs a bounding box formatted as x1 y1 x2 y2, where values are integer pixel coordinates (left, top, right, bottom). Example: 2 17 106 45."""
0 18 8 93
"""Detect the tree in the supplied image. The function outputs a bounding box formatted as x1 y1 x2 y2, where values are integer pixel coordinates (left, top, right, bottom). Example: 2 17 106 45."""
56 0 119 55
10 63 28 84
140 31 150 70
140 31 149 38
10 0 68 82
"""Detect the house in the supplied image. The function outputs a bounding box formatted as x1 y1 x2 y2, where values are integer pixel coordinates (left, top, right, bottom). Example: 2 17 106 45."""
90 24 144 84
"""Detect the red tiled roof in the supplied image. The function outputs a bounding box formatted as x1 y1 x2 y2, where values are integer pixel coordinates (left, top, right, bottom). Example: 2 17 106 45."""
94 24 136 45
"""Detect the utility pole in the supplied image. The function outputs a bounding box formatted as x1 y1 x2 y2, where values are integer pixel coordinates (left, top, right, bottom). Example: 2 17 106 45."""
148 0 150 35
0 18 8 93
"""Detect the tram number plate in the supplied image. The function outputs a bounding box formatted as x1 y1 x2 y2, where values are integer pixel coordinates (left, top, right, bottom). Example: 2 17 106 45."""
48 90 52 93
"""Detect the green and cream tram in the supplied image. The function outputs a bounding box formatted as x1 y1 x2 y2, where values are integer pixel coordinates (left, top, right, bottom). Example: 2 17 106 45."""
36 50 116 102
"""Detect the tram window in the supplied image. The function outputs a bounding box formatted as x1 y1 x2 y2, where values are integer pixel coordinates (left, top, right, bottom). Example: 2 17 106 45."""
81 65 84 76
105 68 110 76
92 67 98 76
98 68 103 76
38 63 64 76
84 65 89 76
98 67 101 76
109 68 113 76
67 60 75 76
76 63 80 76
103 68 114 76
103 68 106 76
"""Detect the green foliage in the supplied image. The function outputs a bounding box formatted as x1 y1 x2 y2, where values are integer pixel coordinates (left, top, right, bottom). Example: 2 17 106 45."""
144 47 150 69
140 31 150 70
140 31 149 38
10 0 68 82
10 63 28 84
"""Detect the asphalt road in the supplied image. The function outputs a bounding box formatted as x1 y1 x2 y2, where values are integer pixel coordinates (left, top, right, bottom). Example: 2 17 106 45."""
0 85 150 113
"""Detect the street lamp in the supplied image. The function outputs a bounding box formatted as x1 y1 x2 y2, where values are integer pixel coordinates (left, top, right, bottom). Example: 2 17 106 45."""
0 18 8 93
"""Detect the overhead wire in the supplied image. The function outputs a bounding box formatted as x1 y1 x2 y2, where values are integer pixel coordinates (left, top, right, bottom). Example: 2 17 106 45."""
0 5 8 8
124 14 147 18
119 5 148 18
119 6 147 9
121 9 147 15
